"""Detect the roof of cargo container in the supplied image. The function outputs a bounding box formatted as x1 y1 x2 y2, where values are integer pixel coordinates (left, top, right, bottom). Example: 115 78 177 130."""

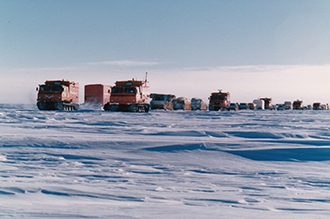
85 84 108 87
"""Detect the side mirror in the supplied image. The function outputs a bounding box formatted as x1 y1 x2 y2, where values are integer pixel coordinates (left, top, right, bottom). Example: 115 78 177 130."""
36 87 39 91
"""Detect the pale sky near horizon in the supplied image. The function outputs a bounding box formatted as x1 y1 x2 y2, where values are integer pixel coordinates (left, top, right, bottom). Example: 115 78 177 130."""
1 0 330 104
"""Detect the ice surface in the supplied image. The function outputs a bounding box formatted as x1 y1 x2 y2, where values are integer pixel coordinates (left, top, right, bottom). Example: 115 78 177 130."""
1 104 330 218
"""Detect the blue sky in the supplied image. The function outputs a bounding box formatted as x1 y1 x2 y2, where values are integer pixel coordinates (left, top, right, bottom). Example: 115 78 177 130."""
1 0 330 104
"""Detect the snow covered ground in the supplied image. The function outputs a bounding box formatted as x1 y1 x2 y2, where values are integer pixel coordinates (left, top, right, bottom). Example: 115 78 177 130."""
1 104 330 218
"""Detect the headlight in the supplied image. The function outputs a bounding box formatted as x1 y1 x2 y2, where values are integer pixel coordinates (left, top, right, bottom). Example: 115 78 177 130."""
111 99 113 102
133 99 135 102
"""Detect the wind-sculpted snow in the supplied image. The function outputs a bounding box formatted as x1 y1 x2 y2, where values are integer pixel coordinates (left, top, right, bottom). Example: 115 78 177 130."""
1 104 330 218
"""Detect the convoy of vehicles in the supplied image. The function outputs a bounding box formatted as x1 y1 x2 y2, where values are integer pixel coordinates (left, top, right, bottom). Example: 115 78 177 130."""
36 78 329 112
36 80 79 111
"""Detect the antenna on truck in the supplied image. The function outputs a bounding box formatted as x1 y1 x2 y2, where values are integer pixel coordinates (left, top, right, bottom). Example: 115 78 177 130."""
145 72 148 82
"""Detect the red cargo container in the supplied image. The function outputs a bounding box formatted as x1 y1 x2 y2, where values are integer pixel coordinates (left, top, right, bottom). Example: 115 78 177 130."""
84 84 111 105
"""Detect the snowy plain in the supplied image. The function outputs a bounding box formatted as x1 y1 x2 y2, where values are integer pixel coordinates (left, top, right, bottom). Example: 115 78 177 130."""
1 104 330 218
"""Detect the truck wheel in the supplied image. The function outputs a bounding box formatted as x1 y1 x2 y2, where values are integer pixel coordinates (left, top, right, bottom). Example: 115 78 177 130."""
145 105 149 112
104 103 110 111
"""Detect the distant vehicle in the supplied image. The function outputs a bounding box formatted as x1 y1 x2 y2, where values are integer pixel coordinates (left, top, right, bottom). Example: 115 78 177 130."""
85 84 111 105
260 97 272 109
104 76 150 112
229 103 239 111
36 80 79 111
321 104 329 110
276 104 285 111
313 102 321 110
284 101 292 110
191 98 207 111
239 103 248 110
293 100 303 110
150 93 176 110
253 99 265 110
172 97 191 110
312 102 328 110
209 90 230 111
247 102 256 110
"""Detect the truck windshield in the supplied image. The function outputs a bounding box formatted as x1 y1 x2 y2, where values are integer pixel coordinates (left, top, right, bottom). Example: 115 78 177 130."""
39 85 63 92
154 95 165 101
52 86 64 91
124 87 136 94
40 85 50 91
112 87 123 93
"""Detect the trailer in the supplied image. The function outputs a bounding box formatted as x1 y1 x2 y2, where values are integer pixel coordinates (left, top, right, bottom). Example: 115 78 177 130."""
85 84 111 105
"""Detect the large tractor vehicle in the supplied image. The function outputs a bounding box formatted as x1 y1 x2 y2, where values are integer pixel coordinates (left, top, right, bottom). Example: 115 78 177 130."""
36 80 79 110
103 77 150 112
293 100 303 110
208 90 230 111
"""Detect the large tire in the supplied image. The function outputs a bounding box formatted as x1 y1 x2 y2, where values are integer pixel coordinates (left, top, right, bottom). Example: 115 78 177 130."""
103 102 110 111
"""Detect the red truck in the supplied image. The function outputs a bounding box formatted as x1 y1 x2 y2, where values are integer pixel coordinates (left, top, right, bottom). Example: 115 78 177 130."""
209 90 230 111
104 77 150 112
293 100 303 110
37 80 79 110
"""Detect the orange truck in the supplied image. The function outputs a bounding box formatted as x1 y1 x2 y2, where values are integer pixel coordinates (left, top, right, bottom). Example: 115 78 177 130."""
37 80 79 110
84 84 111 105
293 100 303 110
208 90 230 111
103 77 150 112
